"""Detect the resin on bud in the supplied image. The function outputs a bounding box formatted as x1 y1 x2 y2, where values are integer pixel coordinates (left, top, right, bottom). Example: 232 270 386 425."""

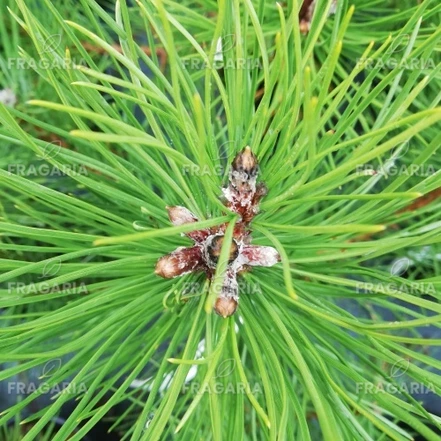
241 245 281 267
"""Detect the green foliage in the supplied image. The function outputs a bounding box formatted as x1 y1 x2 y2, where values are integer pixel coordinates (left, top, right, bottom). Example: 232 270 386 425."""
0 0 441 440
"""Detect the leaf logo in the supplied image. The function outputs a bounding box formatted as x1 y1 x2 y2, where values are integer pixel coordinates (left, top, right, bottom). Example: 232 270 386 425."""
38 141 62 161
386 34 411 55
214 359 236 378
41 259 61 278
220 34 236 54
389 140 410 162
390 257 411 277
38 34 62 54
390 359 409 378
218 140 236 162
40 358 62 379
213 34 236 61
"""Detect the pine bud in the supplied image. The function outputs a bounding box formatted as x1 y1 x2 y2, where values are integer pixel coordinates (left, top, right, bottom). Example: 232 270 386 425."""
166 206 198 226
166 206 208 243
241 245 280 267
214 297 238 318
155 246 202 278
230 146 258 195
213 270 238 318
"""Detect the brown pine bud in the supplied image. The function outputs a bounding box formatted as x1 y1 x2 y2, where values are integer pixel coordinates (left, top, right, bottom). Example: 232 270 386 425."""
232 146 258 176
205 235 239 268
166 206 208 243
214 297 238 318
155 246 203 278
166 206 198 226
299 0 338 34
230 146 258 195
213 270 238 318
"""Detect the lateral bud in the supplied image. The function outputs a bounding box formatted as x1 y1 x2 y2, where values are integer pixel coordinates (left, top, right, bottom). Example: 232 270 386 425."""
155 246 202 278
166 205 198 226
166 206 208 242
